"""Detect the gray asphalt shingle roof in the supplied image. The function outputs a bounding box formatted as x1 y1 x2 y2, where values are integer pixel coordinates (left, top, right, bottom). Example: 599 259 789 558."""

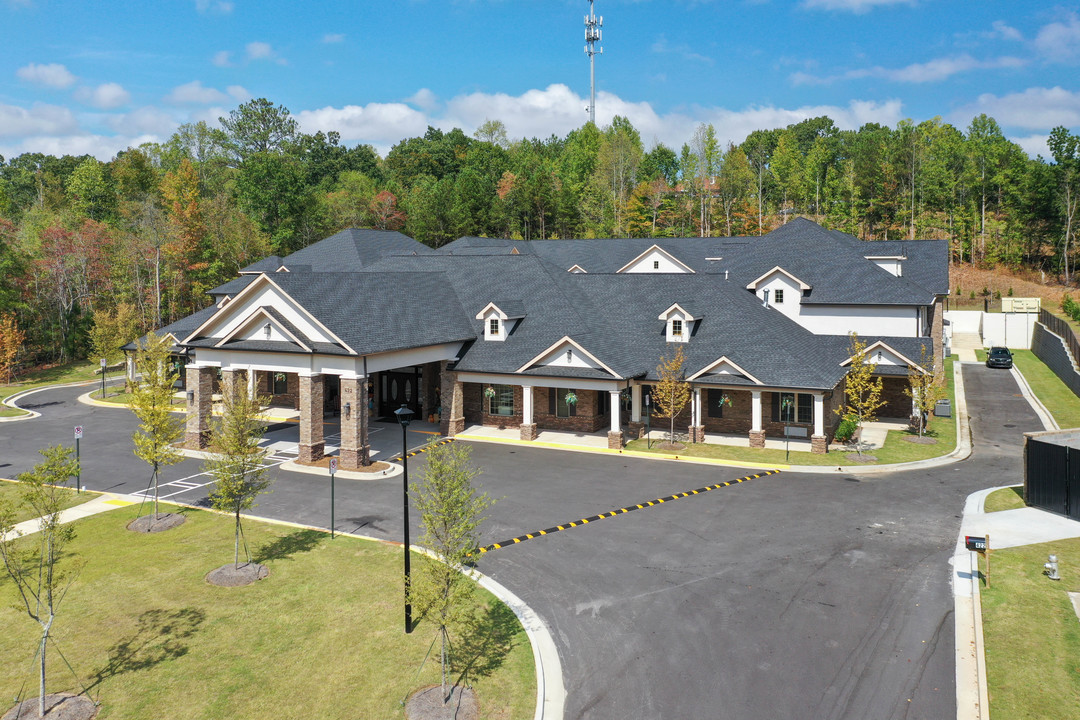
281 228 432 271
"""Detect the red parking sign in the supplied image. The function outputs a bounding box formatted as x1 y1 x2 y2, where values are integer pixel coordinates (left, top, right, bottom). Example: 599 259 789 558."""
74 426 83 439
329 458 338 474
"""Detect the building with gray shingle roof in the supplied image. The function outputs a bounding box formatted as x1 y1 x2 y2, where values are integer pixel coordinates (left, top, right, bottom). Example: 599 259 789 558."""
148 219 944 468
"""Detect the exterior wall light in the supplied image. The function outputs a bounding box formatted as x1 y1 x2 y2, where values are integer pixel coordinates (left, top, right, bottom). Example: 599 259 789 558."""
264 323 271 340
344 402 351 419
566 348 573 362
186 390 194 405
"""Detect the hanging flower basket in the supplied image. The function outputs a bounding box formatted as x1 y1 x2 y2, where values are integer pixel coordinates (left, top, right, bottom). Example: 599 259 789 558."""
483 386 496 399
564 391 578 405
720 393 733 407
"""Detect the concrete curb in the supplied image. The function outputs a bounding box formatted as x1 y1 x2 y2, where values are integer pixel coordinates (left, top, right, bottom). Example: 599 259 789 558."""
1010 364 1059 431
2 377 111 421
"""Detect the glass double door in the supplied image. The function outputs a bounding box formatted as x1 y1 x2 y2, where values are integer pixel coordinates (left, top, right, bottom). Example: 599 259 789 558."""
379 368 422 418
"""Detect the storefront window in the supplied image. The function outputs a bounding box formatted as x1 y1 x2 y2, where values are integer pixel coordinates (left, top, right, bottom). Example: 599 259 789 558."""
489 384 514 416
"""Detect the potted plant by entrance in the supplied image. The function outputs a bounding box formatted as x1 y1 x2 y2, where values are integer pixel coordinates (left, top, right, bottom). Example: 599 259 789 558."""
483 386 496 399
563 391 578 406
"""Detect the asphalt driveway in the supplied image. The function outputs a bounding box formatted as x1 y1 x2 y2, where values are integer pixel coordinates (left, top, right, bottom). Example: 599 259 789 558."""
0 364 1037 719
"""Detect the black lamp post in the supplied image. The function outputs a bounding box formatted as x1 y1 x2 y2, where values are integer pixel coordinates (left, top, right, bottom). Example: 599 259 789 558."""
645 393 652 449
394 403 415 634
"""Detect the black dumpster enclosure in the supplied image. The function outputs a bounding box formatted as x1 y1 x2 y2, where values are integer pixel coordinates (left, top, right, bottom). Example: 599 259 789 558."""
1025 429 1080 521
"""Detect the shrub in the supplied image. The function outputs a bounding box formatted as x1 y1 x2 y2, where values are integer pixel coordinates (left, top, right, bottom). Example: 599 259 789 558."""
834 415 858 442
1007 287 1014 297
970 290 976 299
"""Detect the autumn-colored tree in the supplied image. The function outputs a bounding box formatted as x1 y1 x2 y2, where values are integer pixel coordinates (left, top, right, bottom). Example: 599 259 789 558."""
904 346 945 437
369 190 406 230
89 302 140 369
0 311 26 383
161 158 207 319
654 345 691 446
837 333 885 454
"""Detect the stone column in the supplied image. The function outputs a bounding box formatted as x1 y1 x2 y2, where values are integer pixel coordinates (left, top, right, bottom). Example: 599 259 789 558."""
440 366 465 436
339 376 370 470
932 297 945 384
607 389 623 449
185 365 214 449
221 368 241 400
749 389 765 448
689 386 705 443
811 393 827 454
519 385 537 441
298 374 325 463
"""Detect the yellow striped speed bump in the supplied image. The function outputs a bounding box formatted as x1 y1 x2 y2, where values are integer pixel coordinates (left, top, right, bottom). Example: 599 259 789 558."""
476 468 781 555
391 437 455 463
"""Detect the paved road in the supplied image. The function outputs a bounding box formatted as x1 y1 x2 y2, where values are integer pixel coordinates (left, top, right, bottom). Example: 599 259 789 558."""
0 365 1037 719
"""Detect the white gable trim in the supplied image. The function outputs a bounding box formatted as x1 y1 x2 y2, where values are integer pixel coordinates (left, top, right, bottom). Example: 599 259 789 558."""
746 266 811 291
515 336 621 378
474 301 525 321
687 355 763 384
567 264 588 274
616 245 696 274
657 303 699 321
840 340 927 373
214 307 312 351
182 274 356 354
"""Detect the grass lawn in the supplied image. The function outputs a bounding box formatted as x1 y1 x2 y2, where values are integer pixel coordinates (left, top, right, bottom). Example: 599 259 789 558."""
984 486 1025 513
626 355 958 467
0 506 535 719
1 360 105 418
1011 349 1080 428
0 480 98 524
979 538 1080 720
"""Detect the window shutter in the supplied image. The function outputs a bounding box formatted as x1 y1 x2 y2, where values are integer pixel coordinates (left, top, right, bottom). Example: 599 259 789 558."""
548 387 556 416
771 392 780 422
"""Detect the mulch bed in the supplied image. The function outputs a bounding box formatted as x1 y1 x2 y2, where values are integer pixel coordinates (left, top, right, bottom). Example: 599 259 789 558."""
2 693 96 720
656 441 686 452
405 686 477 720
126 513 186 533
205 562 269 587
292 457 391 474
845 453 879 463
901 436 938 444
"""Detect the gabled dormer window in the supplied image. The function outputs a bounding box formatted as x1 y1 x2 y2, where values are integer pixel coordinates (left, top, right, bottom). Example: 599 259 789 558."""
489 318 501 336
476 301 525 342
671 319 683 337
657 303 697 343
774 289 784 304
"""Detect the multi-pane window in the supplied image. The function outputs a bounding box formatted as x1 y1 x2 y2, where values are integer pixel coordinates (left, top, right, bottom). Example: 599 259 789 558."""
488 384 514 415
671 319 683 337
551 388 578 418
774 289 784 304
774 392 813 424
489 318 500 336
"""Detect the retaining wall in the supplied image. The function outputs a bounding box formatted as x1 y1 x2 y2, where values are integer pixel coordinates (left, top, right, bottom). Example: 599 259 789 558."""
1032 322 1080 398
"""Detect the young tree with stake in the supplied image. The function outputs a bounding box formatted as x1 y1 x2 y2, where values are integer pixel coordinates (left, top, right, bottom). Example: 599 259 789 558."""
654 345 691 446
0 446 84 718
205 378 271 569
837 333 886 455
130 332 183 522
904 345 945 438
410 440 493 704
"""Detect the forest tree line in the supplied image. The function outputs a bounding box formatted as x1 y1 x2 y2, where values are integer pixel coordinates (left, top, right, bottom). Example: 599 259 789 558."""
1 97 1079 369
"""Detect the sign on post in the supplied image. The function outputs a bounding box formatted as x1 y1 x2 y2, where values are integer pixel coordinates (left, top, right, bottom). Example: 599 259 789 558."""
329 457 338 474
73 425 83 440
1001 297 1041 313
100 358 107 368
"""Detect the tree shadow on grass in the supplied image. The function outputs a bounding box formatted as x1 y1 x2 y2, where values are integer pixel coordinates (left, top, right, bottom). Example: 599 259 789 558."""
451 601 520 687
253 528 324 564
87 607 205 692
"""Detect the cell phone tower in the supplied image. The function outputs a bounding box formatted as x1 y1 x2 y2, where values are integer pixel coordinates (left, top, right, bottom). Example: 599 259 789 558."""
585 0 603 125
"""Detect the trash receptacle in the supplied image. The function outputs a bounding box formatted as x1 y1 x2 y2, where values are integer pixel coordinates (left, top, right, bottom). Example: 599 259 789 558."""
934 399 951 417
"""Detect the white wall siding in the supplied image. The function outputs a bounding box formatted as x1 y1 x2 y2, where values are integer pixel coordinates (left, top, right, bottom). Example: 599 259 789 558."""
620 249 691 273
795 305 920 337
757 274 802 321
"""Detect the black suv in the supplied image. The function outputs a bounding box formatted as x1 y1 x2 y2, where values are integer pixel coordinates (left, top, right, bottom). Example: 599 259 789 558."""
986 346 1013 369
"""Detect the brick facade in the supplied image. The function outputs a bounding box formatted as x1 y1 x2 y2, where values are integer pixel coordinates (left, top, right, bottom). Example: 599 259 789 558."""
184 365 214 449
298 374 325 463
878 376 912 419
339 376 370 469
261 371 299 409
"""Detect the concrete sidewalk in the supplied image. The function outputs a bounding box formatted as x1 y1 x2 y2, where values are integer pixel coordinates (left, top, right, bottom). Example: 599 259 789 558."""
1 492 135 542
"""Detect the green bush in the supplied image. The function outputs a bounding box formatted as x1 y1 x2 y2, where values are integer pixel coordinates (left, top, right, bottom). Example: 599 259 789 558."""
1007 287 1014 297
834 415 858 442
970 290 976 300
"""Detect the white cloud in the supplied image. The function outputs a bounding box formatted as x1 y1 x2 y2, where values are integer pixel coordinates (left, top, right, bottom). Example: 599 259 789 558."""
104 106 179 136
16 62 77 89
991 20 1023 42
951 86 1080 130
245 41 286 64
651 35 713 65
0 133 162 162
298 84 904 156
165 80 248 105
407 88 439 112
792 54 1026 85
74 82 131 110
194 0 233 14
212 50 232 67
322 33 345 44
1011 133 1050 159
802 0 915 13
0 102 79 138
1035 13 1080 63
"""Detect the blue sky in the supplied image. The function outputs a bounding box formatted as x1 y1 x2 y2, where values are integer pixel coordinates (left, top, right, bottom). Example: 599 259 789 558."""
3 0 1079 160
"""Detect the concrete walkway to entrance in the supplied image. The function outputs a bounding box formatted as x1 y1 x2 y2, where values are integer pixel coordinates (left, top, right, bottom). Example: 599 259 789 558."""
1 492 135 542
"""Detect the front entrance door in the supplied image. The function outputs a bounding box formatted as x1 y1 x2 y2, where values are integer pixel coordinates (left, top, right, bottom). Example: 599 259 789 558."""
380 369 422 418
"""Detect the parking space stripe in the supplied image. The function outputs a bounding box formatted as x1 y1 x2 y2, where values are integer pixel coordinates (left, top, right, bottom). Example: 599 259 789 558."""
476 469 781 555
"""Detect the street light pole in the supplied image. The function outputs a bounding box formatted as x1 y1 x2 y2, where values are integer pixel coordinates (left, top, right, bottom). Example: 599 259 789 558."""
394 403 415 634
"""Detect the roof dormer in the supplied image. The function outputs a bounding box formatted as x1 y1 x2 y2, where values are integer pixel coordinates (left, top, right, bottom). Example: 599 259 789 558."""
617 245 695 274
475 301 526 342
865 255 905 277
658 303 699 343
